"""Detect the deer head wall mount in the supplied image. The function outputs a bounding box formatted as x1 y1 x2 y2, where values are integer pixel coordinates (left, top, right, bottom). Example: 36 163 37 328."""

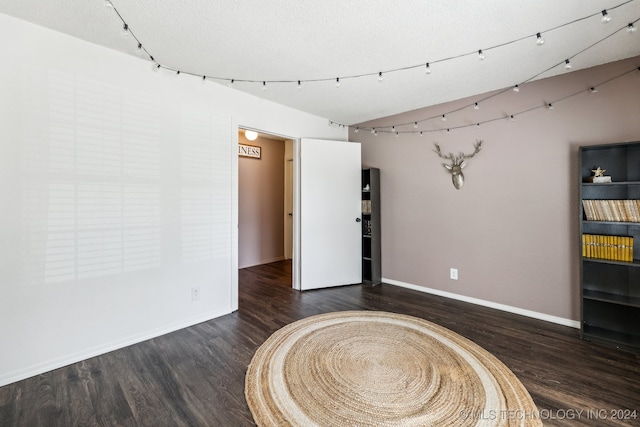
433 140 483 189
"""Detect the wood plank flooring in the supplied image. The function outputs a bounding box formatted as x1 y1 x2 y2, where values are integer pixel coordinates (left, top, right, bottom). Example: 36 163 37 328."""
1 260 639 426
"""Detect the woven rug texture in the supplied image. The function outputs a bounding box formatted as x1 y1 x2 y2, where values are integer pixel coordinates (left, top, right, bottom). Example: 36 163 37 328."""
245 310 542 426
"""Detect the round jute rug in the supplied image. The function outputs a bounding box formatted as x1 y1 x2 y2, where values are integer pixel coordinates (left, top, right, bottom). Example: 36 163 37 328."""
245 311 542 427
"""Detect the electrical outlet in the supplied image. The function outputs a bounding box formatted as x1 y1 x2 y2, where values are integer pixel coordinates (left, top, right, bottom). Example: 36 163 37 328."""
191 287 201 301
450 268 458 280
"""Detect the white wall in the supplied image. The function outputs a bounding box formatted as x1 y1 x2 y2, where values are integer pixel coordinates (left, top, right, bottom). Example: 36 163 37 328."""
0 13 346 387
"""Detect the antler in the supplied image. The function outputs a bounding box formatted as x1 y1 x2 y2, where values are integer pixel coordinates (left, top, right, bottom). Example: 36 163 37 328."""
460 140 483 160
433 143 456 160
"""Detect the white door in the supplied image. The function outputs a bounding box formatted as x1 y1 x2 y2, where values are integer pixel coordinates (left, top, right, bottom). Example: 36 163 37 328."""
299 138 362 290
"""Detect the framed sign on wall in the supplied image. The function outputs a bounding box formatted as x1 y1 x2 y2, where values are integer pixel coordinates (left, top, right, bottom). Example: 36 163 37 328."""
239 143 261 159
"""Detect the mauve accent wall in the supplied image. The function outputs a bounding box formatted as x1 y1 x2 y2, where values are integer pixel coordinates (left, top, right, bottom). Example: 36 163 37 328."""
351 56 640 323
238 135 285 268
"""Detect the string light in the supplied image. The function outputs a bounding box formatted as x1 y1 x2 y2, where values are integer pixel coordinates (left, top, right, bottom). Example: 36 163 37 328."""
121 23 129 37
201 75 206 83
371 128 376 134
590 86 598 93
474 102 479 110
547 103 554 110
413 122 418 129
153 63 160 72
335 77 340 88
628 23 637 32
513 84 520 92
395 132 399 137
262 81 266 91
135 43 142 54
419 132 423 137
441 114 446 121
175 70 180 77
297 80 302 90
565 59 572 70
103 0 633 93
510 115 516 122
227 79 234 87
354 127 359 133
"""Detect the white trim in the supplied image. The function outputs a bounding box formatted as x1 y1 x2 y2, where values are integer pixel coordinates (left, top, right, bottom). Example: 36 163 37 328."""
383 278 580 329
238 256 286 269
0 309 231 388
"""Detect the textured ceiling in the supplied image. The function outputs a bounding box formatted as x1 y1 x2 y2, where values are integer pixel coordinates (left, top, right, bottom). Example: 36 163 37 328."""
1 0 639 125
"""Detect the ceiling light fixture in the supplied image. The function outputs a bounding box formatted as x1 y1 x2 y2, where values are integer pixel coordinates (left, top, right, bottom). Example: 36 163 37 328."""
245 130 258 141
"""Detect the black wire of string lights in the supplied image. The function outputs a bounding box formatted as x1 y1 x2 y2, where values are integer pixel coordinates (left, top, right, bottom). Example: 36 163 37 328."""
347 15 640 136
103 0 639 134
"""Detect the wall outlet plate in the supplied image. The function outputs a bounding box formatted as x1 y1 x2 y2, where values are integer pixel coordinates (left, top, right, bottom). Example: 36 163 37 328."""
191 287 201 301
450 268 458 280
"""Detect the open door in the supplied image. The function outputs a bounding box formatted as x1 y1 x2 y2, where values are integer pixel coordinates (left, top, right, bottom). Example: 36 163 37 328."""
299 138 362 290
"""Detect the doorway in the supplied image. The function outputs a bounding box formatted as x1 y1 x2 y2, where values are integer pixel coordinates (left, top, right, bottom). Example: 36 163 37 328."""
238 128 294 286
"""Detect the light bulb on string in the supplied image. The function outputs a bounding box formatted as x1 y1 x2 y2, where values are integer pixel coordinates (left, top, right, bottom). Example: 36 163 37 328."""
354 127 359 133
297 80 302 90
547 103 554 110
601 10 611 23
227 79 234 88
395 132 399 138
374 130 378 136
628 23 637 33
152 63 160 72
513 84 520 92
104 0 113 8
510 115 516 122
391 126 396 132
425 63 431 74
446 129 451 134
419 131 423 137
262 81 266 91
413 122 418 129
335 77 340 88
135 43 142 54
371 128 376 134
378 72 383 82
474 102 479 110
441 114 446 122
478 50 486 60
175 70 180 77
565 59 572 70
536 32 545 45
201 75 206 84
590 87 598 93
121 23 129 37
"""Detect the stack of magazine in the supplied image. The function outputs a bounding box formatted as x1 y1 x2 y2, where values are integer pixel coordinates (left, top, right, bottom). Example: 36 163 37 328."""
582 234 634 261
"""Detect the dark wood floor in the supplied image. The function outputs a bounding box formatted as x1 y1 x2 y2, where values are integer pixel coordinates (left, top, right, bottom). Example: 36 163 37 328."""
1 260 639 426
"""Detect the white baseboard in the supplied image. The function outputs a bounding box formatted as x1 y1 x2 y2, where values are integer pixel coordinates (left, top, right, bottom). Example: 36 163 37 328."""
238 256 286 269
0 308 232 388
383 278 580 329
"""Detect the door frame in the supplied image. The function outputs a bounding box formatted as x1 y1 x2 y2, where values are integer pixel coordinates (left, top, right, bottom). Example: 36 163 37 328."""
236 124 302 290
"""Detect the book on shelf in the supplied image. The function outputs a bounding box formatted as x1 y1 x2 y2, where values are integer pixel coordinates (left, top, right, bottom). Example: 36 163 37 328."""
582 199 640 222
361 200 371 214
581 234 633 262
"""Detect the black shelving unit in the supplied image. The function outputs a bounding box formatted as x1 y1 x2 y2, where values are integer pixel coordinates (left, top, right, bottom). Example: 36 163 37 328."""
362 168 381 285
579 141 640 352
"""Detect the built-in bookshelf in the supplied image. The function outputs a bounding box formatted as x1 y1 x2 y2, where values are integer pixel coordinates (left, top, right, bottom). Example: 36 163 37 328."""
362 168 381 285
579 141 640 351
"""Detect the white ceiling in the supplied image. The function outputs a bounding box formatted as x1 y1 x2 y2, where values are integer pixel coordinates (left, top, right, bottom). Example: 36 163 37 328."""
1 0 639 125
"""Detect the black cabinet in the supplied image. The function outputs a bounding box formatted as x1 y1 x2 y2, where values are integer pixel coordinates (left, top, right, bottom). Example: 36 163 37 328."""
579 142 640 351
362 168 381 285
